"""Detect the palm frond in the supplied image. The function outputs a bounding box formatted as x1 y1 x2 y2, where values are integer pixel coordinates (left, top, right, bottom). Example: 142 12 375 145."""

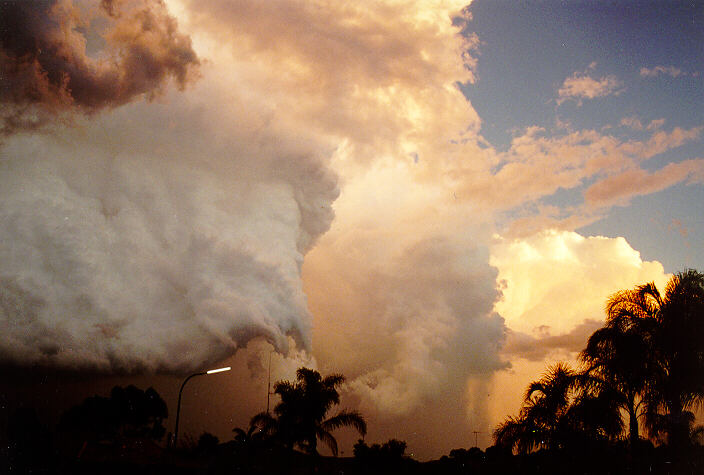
316 429 339 456
250 411 277 436
320 409 367 437
493 416 542 454
322 374 345 388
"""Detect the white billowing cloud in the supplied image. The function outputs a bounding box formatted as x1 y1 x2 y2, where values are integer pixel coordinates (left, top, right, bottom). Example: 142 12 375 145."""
557 64 623 105
0 0 500 458
490 229 668 339
487 230 670 428
169 2 512 456
0 0 484 377
640 65 684 78
0 67 339 372
305 221 507 456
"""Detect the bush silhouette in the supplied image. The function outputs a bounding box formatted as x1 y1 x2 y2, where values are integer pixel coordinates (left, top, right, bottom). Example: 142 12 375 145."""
59 385 168 442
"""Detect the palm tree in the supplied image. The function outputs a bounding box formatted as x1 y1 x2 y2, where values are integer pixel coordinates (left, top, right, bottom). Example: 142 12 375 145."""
494 414 542 455
645 269 704 449
582 270 704 450
523 362 578 450
233 416 271 449
580 283 660 447
251 367 366 456
564 384 624 442
494 363 620 453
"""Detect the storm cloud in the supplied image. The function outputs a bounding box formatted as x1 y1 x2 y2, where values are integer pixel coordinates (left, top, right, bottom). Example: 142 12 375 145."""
0 0 199 134
0 69 338 372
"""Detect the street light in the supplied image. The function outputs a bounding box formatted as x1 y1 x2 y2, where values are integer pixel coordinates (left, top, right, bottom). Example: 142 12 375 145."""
173 366 231 447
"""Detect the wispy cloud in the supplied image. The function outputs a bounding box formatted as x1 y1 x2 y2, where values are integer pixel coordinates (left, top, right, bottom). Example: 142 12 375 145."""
557 64 623 105
640 65 684 78
647 119 666 130
621 117 666 132
584 158 704 209
455 125 702 215
620 116 643 130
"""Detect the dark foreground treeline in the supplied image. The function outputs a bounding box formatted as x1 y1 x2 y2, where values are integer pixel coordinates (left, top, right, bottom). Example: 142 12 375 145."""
3 373 704 475
4 432 704 475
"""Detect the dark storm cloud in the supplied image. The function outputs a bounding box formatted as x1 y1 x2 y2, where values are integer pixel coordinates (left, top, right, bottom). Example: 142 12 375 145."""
0 0 199 134
502 319 603 362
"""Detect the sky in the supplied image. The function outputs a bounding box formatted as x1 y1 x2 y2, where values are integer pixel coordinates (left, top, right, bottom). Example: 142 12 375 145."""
0 0 702 460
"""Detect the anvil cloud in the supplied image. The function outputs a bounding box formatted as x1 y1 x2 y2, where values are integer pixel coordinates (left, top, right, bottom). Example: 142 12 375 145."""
1 0 701 459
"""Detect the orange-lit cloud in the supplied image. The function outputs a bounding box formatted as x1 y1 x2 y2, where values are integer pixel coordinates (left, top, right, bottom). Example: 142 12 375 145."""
557 64 623 105
620 116 644 130
0 0 199 135
619 115 669 134
487 230 669 426
491 230 668 336
452 125 701 216
640 65 684 78
585 159 704 209
647 119 666 130
178 0 480 167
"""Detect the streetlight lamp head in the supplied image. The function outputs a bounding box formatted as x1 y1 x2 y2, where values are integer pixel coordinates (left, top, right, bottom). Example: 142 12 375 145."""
172 365 233 448
206 366 231 374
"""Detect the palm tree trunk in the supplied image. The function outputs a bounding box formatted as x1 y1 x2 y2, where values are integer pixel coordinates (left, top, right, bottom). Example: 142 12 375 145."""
627 398 639 448
668 399 688 452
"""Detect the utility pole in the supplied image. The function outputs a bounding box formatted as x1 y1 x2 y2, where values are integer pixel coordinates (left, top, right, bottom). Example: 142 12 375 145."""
266 351 273 413
472 431 481 448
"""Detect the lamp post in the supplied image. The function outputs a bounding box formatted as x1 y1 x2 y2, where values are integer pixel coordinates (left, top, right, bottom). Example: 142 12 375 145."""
266 351 273 414
173 366 231 447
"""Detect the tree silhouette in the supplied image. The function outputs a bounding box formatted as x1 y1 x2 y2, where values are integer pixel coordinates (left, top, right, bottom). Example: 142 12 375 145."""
493 363 621 453
495 268 704 466
233 415 273 451
494 363 577 453
59 385 168 442
584 270 704 450
580 282 660 447
197 432 219 452
354 438 408 470
250 367 366 456
643 269 704 450
7 408 52 471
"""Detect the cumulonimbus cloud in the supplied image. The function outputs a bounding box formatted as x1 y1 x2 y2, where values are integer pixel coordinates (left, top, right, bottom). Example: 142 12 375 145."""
490 230 668 338
2 0 700 460
0 64 339 372
0 0 199 135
